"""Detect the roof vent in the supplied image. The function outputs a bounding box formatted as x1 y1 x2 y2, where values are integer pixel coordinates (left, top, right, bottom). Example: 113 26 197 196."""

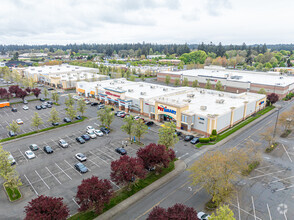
140 92 146 95
200 90 205 94
187 94 195 98
128 89 133 92
216 99 225 104
139 84 144 87
219 93 224 97
200 106 207 111
150 86 155 89
163 88 168 91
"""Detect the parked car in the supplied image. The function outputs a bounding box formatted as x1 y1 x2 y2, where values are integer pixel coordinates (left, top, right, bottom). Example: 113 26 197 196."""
63 117 71 123
91 102 98 106
47 101 53 105
75 115 82 120
120 113 127 118
16 119 23 124
117 111 126 117
23 105 29 110
84 99 91 105
8 153 16 165
73 95 80 100
81 134 91 141
43 145 53 154
58 139 69 148
75 153 87 162
94 129 104 137
11 108 17 112
23 100 28 104
175 131 182 136
197 212 210 220
184 135 194 141
86 126 94 132
100 127 110 134
115 111 123 116
134 116 141 120
25 150 36 159
115 147 127 155
41 105 47 109
8 131 17 137
47 104 52 108
29 144 39 151
47 88 54 91
87 131 97 139
35 105 42 110
145 121 154 126
98 104 105 110
190 137 200 144
76 137 86 144
52 122 59 126
74 162 88 173
40 98 46 101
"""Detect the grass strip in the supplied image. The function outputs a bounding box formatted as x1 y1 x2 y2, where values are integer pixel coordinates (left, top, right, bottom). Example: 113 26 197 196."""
0 116 87 143
68 161 175 220
4 185 21 201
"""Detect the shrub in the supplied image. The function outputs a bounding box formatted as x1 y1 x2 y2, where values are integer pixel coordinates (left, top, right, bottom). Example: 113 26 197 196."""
211 129 217 136
209 136 217 141
199 137 210 143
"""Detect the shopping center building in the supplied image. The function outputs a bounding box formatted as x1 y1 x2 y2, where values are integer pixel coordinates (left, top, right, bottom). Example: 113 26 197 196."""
16 65 108 89
76 79 266 136
157 66 294 99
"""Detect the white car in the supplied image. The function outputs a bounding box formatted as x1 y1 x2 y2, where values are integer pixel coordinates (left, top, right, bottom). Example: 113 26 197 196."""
8 153 16 165
86 126 95 132
117 111 126 117
58 139 69 148
87 131 97 139
197 212 210 220
25 150 36 159
23 105 29 110
94 129 104 137
16 119 24 124
84 99 91 105
73 95 82 100
75 153 87 162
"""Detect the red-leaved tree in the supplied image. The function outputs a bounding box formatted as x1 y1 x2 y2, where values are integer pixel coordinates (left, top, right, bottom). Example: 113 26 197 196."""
267 93 279 105
32 88 41 98
24 195 69 220
25 87 31 94
0 88 7 99
110 155 147 187
137 143 175 171
147 204 199 220
75 176 113 214
16 88 28 101
8 85 19 96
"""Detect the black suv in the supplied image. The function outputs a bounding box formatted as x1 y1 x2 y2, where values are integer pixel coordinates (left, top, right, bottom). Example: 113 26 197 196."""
184 135 194 141
100 127 110 134
43 146 53 154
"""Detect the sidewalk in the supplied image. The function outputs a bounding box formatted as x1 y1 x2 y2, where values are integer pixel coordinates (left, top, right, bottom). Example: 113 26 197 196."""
96 160 186 220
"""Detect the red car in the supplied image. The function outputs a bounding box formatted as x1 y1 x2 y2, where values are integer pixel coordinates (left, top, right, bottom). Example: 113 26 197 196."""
120 113 126 118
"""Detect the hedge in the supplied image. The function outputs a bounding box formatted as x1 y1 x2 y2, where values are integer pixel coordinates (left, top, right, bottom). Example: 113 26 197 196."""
242 161 260 176
211 129 217 136
209 136 217 141
199 137 210 143
0 116 87 143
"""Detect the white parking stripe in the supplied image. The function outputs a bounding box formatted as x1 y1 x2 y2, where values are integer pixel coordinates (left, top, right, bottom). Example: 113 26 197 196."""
72 198 80 208
24 174 38 195
89 150 109 164
230 203 262 220
237 194 241 220
35 170 50 189
64 160 82 176
95 148 116 160
66 135 74 142
282 144 293 162
88 158 100 167
267 203 272 220
55 163 72 180
249 170 287 180
45 167 62 184
110 180 120 189
251 196 257 220
18 149 28 161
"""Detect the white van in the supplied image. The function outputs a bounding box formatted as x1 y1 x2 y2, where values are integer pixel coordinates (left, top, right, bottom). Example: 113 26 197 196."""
8 153 16 165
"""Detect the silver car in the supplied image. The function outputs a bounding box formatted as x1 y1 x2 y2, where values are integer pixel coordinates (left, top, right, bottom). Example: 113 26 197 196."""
58 139 69 148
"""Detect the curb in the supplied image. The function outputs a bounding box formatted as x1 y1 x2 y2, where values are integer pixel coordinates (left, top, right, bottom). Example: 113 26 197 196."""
96 160 187 220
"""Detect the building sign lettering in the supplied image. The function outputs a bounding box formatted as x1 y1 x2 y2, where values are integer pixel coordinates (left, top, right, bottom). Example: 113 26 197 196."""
158 105 176 115
259 101 264 105
105 91 120 98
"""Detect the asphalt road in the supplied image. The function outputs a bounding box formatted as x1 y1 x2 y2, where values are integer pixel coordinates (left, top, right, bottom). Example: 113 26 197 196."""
113 99 294 220
0 94 198 220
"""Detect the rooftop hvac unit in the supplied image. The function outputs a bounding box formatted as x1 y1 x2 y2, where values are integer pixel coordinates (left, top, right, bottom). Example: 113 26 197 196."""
219 93 224 97
38 70 42 72
110 82 114 85
200 90 205 94
216 99 225 104
49 67 52 69
139 84 144 87
163 88 168 91
75 67 79 69
57 68 60 70
187 94 195 98
140 92 146 95
150 86 155 89
117 87 122 90
200 106 207 111
67 66 70 68
128 89 134 92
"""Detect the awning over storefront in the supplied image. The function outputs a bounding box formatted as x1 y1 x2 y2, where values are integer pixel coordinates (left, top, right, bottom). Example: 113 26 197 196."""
90 91 95 95
77 88 85 93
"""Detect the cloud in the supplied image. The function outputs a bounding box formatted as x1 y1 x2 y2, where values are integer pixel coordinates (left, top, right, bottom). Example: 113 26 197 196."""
206 0 232 16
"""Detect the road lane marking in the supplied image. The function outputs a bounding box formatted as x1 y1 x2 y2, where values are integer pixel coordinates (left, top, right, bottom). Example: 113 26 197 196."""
45 167 62 184
88 158 100 167
237 194 241 220
18 149 28 161
89 150 109 164
72 198 80 208
24 174 38 195
55 163 72 180
230 203 262 220
95 148 116 160
110 180 120 189
249 170 287 180
270 175 294 183
267 203 272 220
282 144 292 162
251 196 257 220
178 153 189 159
35 170 50 189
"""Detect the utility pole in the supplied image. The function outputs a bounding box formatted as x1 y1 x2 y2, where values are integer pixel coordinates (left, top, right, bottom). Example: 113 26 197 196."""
273 105 281 139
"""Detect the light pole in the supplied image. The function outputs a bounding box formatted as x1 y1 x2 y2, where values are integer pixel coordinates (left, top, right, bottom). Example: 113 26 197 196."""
273 105 281 139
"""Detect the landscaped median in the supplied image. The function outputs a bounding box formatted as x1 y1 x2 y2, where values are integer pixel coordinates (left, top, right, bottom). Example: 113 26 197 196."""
0 116 87 143
196 105 275 148
68 160 186 220
3 184 22 202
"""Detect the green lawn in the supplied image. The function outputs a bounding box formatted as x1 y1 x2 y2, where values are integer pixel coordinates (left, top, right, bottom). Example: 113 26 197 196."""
4 185 21 201
1 116 87 143
196 106 275 148
69 162 175 220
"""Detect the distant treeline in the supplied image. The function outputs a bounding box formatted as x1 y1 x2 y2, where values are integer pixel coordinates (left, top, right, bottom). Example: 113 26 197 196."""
1 43 294 57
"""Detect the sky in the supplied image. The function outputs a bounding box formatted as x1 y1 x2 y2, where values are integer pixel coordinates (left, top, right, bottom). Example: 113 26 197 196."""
0 0 293 45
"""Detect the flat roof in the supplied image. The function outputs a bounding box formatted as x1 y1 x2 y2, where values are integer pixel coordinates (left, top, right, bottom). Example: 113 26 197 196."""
161 67 294 87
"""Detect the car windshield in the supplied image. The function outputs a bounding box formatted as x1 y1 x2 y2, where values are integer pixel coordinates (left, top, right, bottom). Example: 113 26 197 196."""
27 151 33 155
79 154 85 158
60 140 66 144
79 163 85 168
